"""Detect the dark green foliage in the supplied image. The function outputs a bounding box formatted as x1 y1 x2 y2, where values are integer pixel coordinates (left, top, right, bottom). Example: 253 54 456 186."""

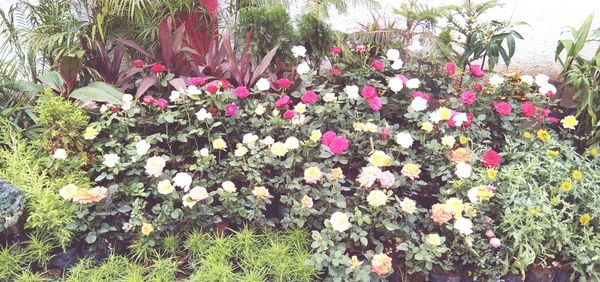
237 4 295 62
297 12 335 68
0 244 27 281
0 180 25 232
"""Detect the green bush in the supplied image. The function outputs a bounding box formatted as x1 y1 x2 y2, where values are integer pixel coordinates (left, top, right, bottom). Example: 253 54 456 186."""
0 180 25 232
0 244 27 281
296 12 335 68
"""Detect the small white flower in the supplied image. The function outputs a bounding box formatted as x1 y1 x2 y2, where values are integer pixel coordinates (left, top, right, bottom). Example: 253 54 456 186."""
291 45 307 58
391 59 404 70
441 135 456 148
284 137 300 150
429 110 441 124
344 85 360 100
395 132 414 148
521 75 534 85
222 181 236 193
256 78 270 91
452 113 468 127
410 97 428 112
294 102 307 114
454 217 474 235
186 85 202 96
323 92 337 102
59 184 78 200
122 101 132 111
157 180 174 195
173 172 193 191
100 105 108 113
260 136 275 146
145 156 166 177
188 186 209 201
329 211 351 232
196 108 212 121
455 162 472 179
489 74 505 86
291 114 306 125
234 145 248 157
102 154 120 168
388 77 404 92
467 187 479 204
535 74 549 86
242 133 259 147
199 148 209 157
386 48 400 61
406 78 420 89
53 148 68 160
296 62 310 75
407 41 423 52
122 94 133 103
135 140 151 156
539 83 556 96
169 90 181 102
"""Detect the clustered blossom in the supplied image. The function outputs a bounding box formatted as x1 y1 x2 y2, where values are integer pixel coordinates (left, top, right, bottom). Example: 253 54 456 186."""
321 131 349 155
361 86 382 111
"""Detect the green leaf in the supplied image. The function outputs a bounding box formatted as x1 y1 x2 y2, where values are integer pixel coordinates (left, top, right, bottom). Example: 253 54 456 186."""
70 81 124 105
85 232 97 244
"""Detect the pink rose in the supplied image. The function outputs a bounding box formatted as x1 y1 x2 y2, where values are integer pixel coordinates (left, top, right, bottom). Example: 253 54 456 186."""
282 109 295 120
206 83 218 93
328 136 349 155
330 46 342 55
378 171 395 188
301 91 318 104
489 238 502 248
355 44 367 53
234 86 250 99
485 230 495 238
361 86 377 99
411 91 430 101
371 59 384 72
156 98 169 110
493 101 512 116
473 83 484 92
275 96 292 108
395 74 408 85
469 64 485 78
277 78 292 89
521 102 536 117
133 59 144 68
188 77 206 86
225 103 238 117
368 96 382 111
321 131 337 146
445 63 456 76
460 90 476 105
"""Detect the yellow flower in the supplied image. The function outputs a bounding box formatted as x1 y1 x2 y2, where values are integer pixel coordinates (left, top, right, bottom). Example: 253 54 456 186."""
252 186 270 199
304 166 323 184
475 187 494 201
310 130 322 142
401 163 421 180
182 195 198 208
294 103 306 114
486 169 497 179
83 127 100 140
459 136 469 144
213 138 227 150
425 233 441 246
301 195 313 208
421 122 433 132
445 198 464 218
234 145 248 157
548 150 559 157
255 104 266 115
141 223 154 236
369 150 392 167
572 170 583 180
463 203 477 217
366 190 388 207
560 180 573 192
327 167 344 181
441 136 456 148
438 107 452 120
523 131 532 139
528 207 538 216
561 115 578 129
353 122 365 131
363 122 378 133
579 214 591 226
157 180 174 195
270 142 288 157
536 129 551 142
350 255 363 269
588 147 598 156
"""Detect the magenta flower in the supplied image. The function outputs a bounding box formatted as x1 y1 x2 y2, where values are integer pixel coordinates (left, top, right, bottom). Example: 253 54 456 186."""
328 136 349 155
301 91 318 104
282 109 295 120
234 86 250 99
460 91 476 106
225 103 238 117
275 95 292 108
156 98 169 110
321 131 337 146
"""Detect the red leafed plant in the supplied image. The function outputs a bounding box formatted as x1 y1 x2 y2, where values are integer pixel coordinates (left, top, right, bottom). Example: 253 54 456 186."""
222 31 279 87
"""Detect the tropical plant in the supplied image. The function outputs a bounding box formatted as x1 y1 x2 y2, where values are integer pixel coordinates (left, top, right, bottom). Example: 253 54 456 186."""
555 15 600 146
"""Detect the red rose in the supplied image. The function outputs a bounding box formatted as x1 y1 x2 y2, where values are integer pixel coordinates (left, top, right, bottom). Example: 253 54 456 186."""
234 86 250 99
328 136 349 155
275 95 291 108
111 107 121 113
156 98 169 110
321 131 337 146
206 83 219 94
301 91 318 104
329 67 342 76
521 102 536 117
142 95 156 105
150 63 166 74
282 109 295 120
133 59 144 69
330 46 342 55
493 101 512 116
277 78 292 89
209 106 218 116
445 63 456 76
371 59 384 72
483 149 501 168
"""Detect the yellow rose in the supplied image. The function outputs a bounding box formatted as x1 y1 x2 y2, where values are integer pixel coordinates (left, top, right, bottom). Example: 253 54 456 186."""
561 115 578 129
438 107 452 120
400 197 416 214
401 163 421 180
327 167 344 181
252 186 270 199
234 145 248 157
421 122 433 132
441 136 456 148
213 138 227 150
301 195 313 208
141 223 154 235
371 253 392 276
310 130 322 142
304 166 323 184
83 127 100 140
350 255 363 269
425 233 441 246
366 190 388 207
369 150 392 167
270 142 288 157
445 197 464 218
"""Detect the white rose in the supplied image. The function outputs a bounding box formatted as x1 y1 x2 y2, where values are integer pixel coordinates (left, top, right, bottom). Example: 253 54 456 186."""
539 83 556 96
467 187 479 204
60 184 78 200
521 75 534 85
260 136 274 146
294 102 306 114
406 78 420 89
395 132 414 148
145 156 166 177
452 113 468 127
391 59 404 70
454 217 474 235
256 78 270 91
400 197 417 214
489 74 505 86
188 186 209 201
53 148 68 160
169 90 181 102
344 85 360 100
122 94 133 103
410 96 428 112
122 101 132 111
186 85 202 96
100 104 108 113
242 133 259 147
291 45 307 58
429 110 441 124
329 211 351 232
441 136 456 148
135 140 151 156
323 92 337 102
388 77 404 92
222 181 236 193
455 162 472 179
102 153 120 168
157 180 174 195
535 74 549 86
407 41 423 52
234 145 248 157
386 48 400 61
291 114 306 125
173 172 193 191
199 148 209 157
284 137 300 150
196 108 212 121
296 62 310 75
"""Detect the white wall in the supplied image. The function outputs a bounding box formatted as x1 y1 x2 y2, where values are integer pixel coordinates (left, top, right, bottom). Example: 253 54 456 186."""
322 0 600 78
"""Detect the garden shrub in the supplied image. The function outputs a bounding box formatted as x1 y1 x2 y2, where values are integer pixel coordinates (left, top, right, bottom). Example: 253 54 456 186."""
296 12 335 68
0 180 25 233
0 244 27 281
